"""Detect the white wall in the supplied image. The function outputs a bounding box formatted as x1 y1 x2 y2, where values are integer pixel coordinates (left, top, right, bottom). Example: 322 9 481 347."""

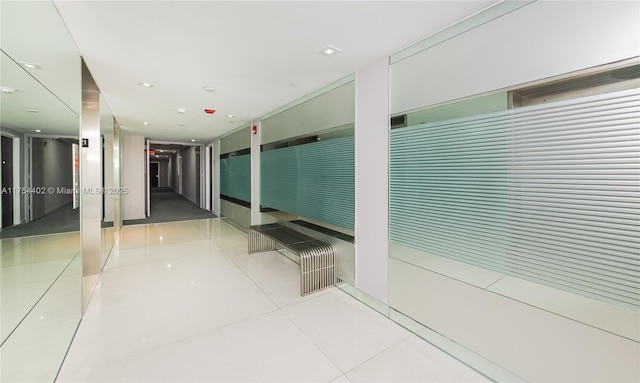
390 1 640 114
250 121 260 225
103 133 114 222
180 146 197 205
261 82 355 145
158 159 169 188
170 153 179 192
121 134 145 220
220 125 250 155
213 138 220 216
355 58 390 304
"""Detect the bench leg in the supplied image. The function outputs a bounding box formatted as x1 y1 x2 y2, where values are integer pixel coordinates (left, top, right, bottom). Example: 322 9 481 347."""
300 245 335 296
248 228 277 254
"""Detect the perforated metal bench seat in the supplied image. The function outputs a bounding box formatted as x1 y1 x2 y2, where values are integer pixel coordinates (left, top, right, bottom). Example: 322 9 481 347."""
248 223 335 296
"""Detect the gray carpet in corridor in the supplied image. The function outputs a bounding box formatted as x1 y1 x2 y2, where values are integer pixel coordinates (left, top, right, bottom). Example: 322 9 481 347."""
0 188 215 238
0 203 79 239
124 188 215 226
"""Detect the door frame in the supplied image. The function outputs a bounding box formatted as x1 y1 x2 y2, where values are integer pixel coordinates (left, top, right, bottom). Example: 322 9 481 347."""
1 133 22 226
26 134 78 221
149 161 160 188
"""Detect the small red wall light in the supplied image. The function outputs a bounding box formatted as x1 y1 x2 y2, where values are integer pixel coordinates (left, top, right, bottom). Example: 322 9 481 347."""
252 125 257 134
204 109 216 114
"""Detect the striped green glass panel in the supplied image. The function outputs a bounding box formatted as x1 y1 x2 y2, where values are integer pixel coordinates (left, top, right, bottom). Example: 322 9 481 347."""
261 136 354 229
390 88 640 310
220 153 251 203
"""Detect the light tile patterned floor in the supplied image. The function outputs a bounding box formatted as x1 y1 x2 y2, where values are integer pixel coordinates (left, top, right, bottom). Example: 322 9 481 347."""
51 218 489 382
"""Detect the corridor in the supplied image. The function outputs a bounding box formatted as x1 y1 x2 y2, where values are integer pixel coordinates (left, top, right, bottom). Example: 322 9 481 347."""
56 218 487 382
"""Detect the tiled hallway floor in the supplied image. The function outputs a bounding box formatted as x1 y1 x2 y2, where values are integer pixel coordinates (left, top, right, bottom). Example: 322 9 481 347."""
57 218 488 382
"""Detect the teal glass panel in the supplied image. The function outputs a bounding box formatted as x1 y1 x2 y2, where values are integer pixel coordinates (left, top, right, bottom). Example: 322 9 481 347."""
220 153 251 203
261 136 354 230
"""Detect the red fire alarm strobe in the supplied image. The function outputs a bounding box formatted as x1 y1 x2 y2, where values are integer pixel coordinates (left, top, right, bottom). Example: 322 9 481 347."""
252 125 258 134
204 109 215 114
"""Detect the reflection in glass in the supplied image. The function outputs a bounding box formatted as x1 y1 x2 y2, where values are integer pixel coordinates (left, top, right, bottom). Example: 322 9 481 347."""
0 0 118 381
0 49 82 382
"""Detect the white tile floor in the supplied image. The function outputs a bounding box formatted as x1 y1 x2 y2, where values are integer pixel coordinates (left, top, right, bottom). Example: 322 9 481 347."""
47 218 490 382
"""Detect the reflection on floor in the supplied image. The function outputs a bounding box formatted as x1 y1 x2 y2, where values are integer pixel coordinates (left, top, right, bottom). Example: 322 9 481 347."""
124 188 215 226
57 218 488 382
0 203 79 239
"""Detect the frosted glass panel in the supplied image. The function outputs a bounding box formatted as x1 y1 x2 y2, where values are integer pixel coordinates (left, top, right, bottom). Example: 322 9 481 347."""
390 88 640 310
220 153 251 203
262 136 354 229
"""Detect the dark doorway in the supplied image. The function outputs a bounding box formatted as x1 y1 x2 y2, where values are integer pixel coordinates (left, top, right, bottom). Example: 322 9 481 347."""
150 162 159 188
2 136 14 228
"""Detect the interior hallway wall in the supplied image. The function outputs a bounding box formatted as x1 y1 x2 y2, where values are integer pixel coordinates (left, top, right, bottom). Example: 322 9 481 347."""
158 159 169 188
179 146 197 205
170 153 178 192
121 134 145 220
103 133 114 222
212 138 220 216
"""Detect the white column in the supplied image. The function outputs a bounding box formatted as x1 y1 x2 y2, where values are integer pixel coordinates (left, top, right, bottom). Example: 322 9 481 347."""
354 57 390 303
113 119 122 232
250 121 261 225
213 138 221 217
80 60 102 312
205 144 211 211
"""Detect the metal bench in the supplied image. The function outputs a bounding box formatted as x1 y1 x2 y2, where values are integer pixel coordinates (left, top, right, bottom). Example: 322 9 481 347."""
248 223 335 296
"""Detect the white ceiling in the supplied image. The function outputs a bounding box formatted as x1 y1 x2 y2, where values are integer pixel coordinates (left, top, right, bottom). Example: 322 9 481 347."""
43 1 499 143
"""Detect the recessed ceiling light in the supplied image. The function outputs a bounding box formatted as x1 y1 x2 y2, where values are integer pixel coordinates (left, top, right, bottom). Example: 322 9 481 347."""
289 83 298 87
138 81 154 88
191 139 196 142
143 121 150 126
202 86 216 92
178 123 185 126
1 86 17 94
226 114 234 118
21 62 42 70
319 45 341 57
28 109 40 113
34 129 42 133
176 108 186 114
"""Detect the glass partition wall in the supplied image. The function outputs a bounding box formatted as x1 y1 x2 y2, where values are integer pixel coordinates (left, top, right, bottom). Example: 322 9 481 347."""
261 134 355 231
0 1 120 381
387 69 640 381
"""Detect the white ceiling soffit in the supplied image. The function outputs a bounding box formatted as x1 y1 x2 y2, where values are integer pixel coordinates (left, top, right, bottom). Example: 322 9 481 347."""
53 1 498 142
